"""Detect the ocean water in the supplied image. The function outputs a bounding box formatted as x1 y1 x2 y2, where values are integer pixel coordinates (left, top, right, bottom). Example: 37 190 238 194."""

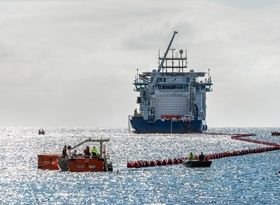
0 127 280 204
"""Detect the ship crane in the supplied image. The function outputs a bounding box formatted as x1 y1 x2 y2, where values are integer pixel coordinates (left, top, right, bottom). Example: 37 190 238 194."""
149 31 178 91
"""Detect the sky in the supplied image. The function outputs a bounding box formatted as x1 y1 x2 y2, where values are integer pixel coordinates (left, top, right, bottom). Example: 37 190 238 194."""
0 0 280 128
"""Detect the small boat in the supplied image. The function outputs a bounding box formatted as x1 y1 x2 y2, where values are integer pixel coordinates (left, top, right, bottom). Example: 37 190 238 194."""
38 129 45 135
182 160 212 168
271 132 280 136
38 138 113 172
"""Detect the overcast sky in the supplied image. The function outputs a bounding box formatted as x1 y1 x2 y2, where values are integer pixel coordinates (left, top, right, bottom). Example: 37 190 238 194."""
0 0 280 128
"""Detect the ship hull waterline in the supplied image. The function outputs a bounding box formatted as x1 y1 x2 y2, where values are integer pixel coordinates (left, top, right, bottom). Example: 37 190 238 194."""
130 116 207 134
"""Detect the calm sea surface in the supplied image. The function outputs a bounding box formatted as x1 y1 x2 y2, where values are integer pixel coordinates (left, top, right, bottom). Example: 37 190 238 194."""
0 127 280 204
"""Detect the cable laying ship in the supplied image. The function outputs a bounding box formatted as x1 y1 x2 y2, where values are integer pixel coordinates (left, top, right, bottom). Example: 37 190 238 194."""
130 31 213 133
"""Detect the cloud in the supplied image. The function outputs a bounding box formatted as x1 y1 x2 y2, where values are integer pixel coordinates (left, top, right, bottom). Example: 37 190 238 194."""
0 0 280 127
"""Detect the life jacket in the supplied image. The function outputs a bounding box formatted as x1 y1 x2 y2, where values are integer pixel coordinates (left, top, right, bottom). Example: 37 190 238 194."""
91 147 98 155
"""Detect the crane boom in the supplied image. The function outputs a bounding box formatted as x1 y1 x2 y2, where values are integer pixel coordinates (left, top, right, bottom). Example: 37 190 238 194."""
150 31 178 88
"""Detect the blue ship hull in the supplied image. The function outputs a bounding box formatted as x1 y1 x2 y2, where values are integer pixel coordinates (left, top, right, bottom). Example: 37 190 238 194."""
130 116 207 133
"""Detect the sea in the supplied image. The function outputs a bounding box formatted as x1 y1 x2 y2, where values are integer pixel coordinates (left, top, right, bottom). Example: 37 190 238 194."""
0 127 279 205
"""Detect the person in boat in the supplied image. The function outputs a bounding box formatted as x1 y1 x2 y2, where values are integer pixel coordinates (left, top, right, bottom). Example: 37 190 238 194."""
84 145 91 157
188 152 195 161
72 150 77 156
67 146 72 157
62 145 67 158
199 152 205 161
91 146 99 157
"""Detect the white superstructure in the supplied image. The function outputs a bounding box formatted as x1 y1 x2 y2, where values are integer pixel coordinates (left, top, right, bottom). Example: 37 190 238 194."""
133 32 212 123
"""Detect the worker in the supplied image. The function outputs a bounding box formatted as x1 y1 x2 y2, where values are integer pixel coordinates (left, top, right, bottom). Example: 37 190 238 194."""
188 152 194 161
91 146 99 157
199 152 205 161
84 145 91 157
62 145 67 158
134 109 138 116
67 146 72 157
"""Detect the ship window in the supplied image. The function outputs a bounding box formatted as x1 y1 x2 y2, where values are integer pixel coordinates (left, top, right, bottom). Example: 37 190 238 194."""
186 77 190 82
163 78 166 82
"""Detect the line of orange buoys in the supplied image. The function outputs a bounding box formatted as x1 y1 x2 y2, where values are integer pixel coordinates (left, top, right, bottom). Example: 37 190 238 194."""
127 133 280 169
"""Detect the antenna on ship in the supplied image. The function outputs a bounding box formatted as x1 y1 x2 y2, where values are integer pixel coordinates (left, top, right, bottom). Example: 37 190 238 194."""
171 48 175 73
208 68 211 83
176 32 179 51
135 68 139 83
158 50 161 71
179 49 183 72
186 49 188 69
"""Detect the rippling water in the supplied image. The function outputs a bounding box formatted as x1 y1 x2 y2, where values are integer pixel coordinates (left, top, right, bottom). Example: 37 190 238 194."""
0 127 280 204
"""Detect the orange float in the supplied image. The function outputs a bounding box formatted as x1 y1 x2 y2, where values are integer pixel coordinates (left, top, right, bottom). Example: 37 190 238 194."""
127 133 280 169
